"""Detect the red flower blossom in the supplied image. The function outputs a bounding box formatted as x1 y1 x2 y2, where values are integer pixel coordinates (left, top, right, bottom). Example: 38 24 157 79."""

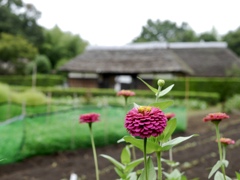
165 113 175 120
125 106 167 138
217 138 235 145
203 112 229 122
117 90 135 97
79 113 100 123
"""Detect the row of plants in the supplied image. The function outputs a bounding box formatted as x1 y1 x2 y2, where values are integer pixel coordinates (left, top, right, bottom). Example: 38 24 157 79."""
0 74 65 87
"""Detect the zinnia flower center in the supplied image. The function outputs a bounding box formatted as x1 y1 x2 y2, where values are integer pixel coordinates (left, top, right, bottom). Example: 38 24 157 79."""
138 106 152 114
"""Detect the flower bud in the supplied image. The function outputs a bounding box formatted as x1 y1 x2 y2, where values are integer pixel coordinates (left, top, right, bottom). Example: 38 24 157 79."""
157 79 165 87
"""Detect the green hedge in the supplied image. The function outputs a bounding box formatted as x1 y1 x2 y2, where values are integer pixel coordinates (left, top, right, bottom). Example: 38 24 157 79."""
0 75 64 87
160 77 240 102
11 86 219 105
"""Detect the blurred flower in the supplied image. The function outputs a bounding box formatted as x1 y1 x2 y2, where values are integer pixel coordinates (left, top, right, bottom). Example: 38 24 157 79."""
217 138 235 145
203 112 229 122
79 113 100 123
125 106 167 138
117 90 135 97
164 113 175 120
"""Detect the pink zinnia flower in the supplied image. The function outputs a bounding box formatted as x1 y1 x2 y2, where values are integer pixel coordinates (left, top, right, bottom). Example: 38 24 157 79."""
125 106 167 138
165 113 175 120
117 90 135 97
79 113 100 123
217 138 235 145
203 112 229 122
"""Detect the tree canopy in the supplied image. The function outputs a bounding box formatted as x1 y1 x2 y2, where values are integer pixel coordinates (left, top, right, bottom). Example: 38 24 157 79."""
132 19 199 43
223 27 240 57
0 0 44 47
39 26 88 69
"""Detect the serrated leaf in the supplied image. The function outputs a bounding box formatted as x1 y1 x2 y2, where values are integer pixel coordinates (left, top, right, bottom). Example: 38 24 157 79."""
161 134 197 151
138 157 156 180
149 100 174 110
123 136 161 154
121 145 131 165
137 77 158 94
125 158 144 172
100 154 125 170
158 84 174 97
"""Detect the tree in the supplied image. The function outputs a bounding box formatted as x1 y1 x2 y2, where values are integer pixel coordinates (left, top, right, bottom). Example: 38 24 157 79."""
25 55 52 75
223 27 240 56
0 0 44 47
0 33 38 74
198 28 219 42
132 19 199 43
39 26 88 69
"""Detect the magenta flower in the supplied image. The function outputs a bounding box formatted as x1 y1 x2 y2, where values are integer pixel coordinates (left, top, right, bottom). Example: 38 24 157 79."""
125 106 167 138
117 90 135 97
79 113 100 123
217 138 235 145
164 113 175 120
203 112 229 122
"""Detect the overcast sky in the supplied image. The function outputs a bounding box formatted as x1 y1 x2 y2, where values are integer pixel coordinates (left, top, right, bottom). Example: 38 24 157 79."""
23 0 240 46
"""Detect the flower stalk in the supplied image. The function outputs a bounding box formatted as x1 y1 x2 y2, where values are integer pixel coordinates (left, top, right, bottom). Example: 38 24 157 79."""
157 151 162 180
89 123 100 180
214 121 226 180
144 138 148 180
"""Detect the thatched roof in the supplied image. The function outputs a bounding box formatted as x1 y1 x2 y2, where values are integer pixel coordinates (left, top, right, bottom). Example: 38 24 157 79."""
59 42 240 77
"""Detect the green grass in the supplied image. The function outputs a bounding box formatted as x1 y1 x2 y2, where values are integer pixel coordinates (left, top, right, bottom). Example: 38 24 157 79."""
0 106 187 165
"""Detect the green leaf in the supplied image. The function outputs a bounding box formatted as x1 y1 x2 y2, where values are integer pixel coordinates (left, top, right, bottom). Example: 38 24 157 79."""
123 136 161 154
208 161 223 178
133 102 140 108
138 157 156 180
149 100 174 110
125 158 144 172
161 134 198 151
158 84 174 97
121 145 131 165
236 171 240 180
127 172 138 180
160 118 177 142
114 167 125 178
163 168 183 179
100 154 125 170
214 171 232 180
137 77 158 94
161 158 180 167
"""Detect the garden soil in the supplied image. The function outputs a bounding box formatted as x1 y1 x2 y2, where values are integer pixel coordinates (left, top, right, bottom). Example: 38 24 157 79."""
0 109 239 180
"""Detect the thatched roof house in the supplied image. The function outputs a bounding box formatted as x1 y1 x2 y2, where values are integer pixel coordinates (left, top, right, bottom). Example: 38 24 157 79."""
59 42 240 89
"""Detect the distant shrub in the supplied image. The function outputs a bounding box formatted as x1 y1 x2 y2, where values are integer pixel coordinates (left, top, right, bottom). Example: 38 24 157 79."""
0 83 10 103
225 94 240 113
21 89 49 106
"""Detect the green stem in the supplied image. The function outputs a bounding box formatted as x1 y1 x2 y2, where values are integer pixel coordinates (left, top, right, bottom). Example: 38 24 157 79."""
169 136 173 173
144 138 148 180
214 122 226 180
157 151 162 180
222 145 226 161
89 123 100 180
